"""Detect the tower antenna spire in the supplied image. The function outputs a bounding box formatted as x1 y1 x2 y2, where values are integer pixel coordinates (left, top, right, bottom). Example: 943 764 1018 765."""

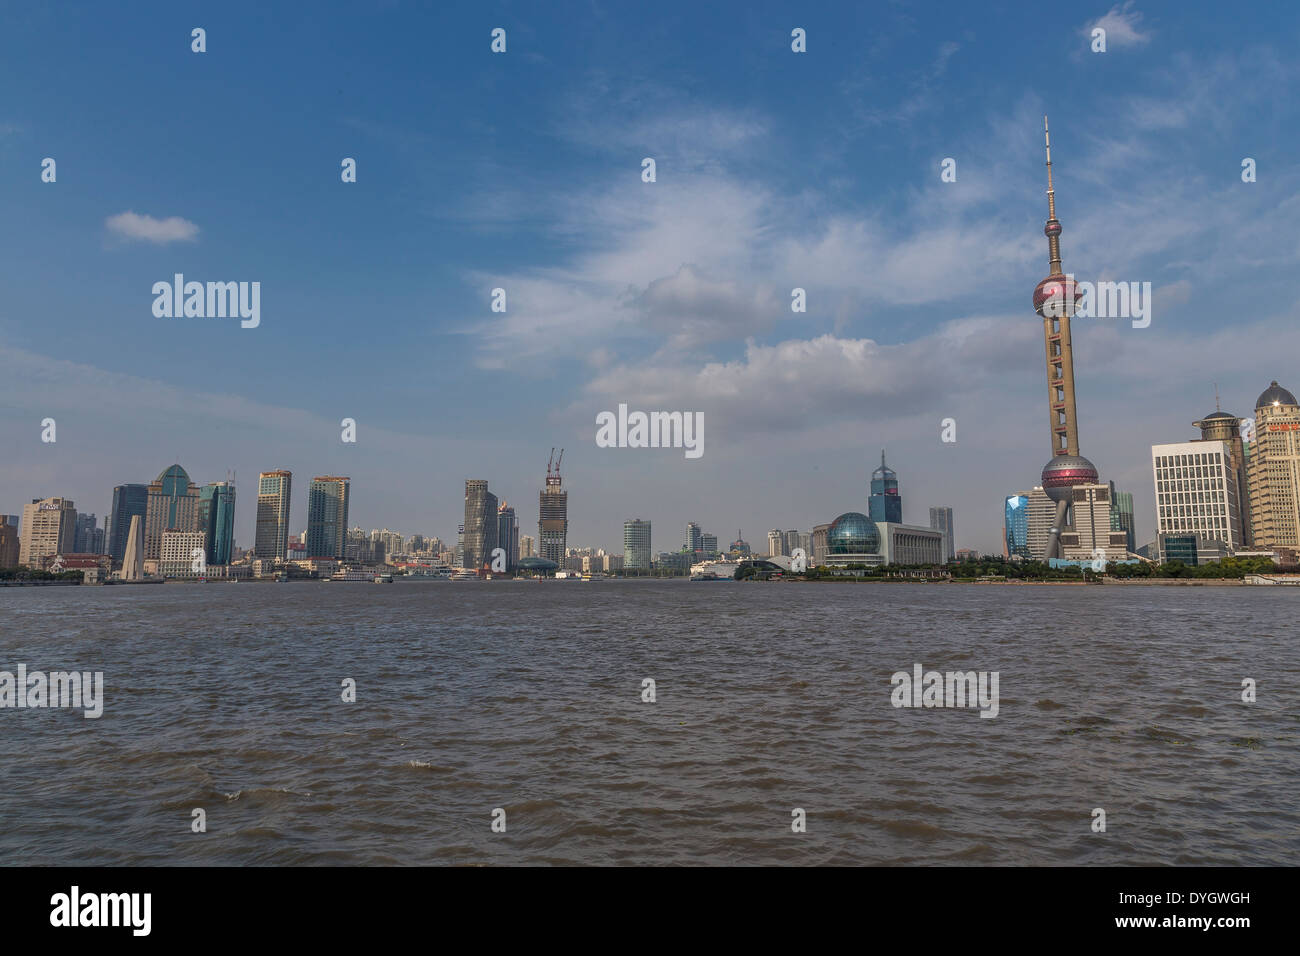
1043 115 1063 274
1214 382 1221 412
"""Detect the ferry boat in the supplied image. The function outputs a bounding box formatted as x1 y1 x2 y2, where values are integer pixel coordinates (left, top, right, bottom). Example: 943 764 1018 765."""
689 559 741 581
374 573 394 584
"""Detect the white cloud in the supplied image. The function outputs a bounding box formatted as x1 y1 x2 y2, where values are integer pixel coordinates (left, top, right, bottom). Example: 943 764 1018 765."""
1086 3 1151 48
105 210 199 244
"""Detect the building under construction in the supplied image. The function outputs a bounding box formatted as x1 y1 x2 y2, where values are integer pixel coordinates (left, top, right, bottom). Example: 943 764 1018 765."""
538 449 568 565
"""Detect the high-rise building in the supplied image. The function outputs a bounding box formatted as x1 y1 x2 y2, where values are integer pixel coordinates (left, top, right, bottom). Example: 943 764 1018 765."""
811 524 830 564
74 513 104 554
729 530 751 557
160 530 207 577
18 497 77 568
1032 118 1101 559
1246 381 1300 551
766 530 785 557
1058 483 1130 561
1151 442 1241 549
306 477 350 559
144 464 200 560
1004 495 1031 559
928 507 955 563
107 483 149 563
1109 486 1136 554
462 480 498 571
1193 396 1251 546
685 522 703 553
519 534 536 559
255 470 292 560
197 481 237 565
1005 487 1056 560
869 451 903 523
497 501 519 572
701 532 718 556
0 515 20 568
623 519 652 571
538 449 568 565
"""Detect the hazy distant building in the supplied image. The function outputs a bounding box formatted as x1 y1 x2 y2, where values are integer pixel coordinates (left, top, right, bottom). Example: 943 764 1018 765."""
462 480 498 571
1247 381 1300 551
144 464 200 560
519 534 536 559
255 470 293 560
307 477 351 559
869 450 903 523
18 497 77 568
538 450 568 565
497 501 519 572
766 530 785 557
74 513 104 555
0 515 20 568
685 522 703 553
197 481 237 565
729 531 751 557
107 483 149 564
928 507 954 563
1152 441 1241 551
623 519 652 571
811 523 830 564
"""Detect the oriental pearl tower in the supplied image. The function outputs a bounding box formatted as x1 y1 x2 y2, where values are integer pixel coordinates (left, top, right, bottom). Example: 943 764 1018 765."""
1032 117 1098 559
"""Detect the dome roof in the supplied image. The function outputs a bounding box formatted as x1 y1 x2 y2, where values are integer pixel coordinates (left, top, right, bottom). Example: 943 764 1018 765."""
153 463 192 495
827 512 880 555
1256 381 1298 409
1200 411 1235 421
517 557 558 571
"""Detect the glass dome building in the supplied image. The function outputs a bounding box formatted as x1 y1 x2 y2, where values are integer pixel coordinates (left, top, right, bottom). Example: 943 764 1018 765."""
827 512 880 558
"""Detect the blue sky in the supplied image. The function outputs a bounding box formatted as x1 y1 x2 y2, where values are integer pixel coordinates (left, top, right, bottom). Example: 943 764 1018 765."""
3 0 1299 554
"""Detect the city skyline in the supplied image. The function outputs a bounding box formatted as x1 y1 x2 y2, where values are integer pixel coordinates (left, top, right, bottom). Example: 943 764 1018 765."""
3 3 1300 556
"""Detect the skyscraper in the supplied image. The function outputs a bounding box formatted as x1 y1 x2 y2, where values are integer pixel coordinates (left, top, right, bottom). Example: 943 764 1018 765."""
74 513 104 554
623 519 652 571
1109 487 1136 554
685 522 703 553
1246 381 1300 551
463 479 498 571
0 516 18 568
255 470 292 560
1193 395 1251 547
1031 118 1100 558
766 530 785 557
107 483 149 563
18 497 77 568
1152 442 1241 549
928 506 955 562
538 449 568 565
306 477 350 559
1004 495 1031 559
144 464 200 560
497 501 519 572
198 481 237 565
869 451 903 523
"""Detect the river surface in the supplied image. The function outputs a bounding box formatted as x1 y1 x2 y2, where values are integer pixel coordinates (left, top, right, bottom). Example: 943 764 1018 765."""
0 580 1296 865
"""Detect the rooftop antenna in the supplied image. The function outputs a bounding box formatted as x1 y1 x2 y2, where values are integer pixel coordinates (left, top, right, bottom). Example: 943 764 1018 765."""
1214 382 1221 412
